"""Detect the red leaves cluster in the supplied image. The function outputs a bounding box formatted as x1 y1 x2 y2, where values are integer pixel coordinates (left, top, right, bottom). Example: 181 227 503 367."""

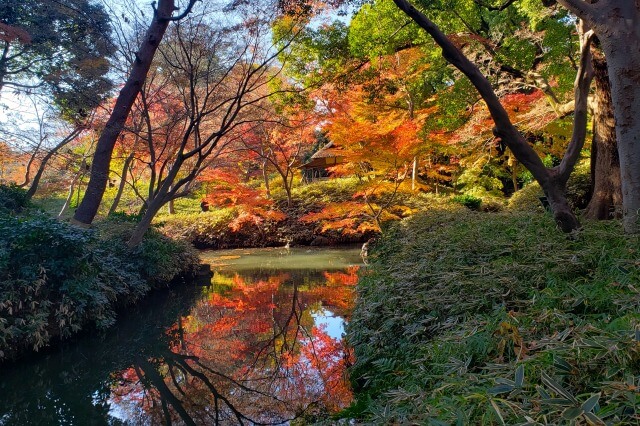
202 169 286 231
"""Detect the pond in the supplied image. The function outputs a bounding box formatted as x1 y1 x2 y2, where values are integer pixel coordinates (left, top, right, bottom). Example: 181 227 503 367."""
0 246 363 425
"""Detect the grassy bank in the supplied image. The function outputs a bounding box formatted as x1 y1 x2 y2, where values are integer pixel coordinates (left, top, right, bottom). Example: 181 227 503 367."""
158 178 381 248
0 186 200 362
346 206 639 424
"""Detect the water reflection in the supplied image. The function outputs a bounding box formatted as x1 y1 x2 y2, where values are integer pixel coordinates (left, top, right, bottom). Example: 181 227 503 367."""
0 247 361 425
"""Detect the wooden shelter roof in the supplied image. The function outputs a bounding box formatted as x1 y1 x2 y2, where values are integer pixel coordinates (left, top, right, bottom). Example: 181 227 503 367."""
309 141 343 159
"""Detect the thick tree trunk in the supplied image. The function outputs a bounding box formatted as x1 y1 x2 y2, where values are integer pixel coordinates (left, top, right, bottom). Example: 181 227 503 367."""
558 1 640 232
72 0 177 225
543 179 580 232
584 47 621 220
598 22 640 232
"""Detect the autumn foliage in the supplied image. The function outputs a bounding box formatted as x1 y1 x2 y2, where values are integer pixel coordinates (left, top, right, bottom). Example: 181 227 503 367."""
107 265 357 423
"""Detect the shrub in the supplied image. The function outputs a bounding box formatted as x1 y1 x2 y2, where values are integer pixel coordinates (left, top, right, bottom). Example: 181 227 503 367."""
158 208 238 245
0 184 30 213
566 159 592 210
507 181 545 212
288 177 361 205
452 193 482 210
347 210 639 424
0 214 199 361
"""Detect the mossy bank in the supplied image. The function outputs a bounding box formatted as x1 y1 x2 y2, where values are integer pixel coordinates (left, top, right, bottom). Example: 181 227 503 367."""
346 206 639 424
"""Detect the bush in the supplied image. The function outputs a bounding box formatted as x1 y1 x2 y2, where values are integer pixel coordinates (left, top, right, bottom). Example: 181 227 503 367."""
508 181 545 212
0 184 30 213
0 214 199 361
566 159 592 210
452 194 482 210
347 209 639 424
288 177 361 205
158 208 238 245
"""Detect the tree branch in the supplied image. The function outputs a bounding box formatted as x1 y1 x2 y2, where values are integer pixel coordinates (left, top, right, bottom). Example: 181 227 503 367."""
472 0 517 11
391 0 549 182
554 29 594 184
168 0 200 21
556 0 598 25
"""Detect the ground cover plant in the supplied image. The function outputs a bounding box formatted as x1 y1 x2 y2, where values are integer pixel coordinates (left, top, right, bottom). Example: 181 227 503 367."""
347 206 640 424
0 186 199 361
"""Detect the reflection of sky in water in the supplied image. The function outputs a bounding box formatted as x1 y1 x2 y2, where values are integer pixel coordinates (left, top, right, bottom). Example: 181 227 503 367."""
312 309 345 341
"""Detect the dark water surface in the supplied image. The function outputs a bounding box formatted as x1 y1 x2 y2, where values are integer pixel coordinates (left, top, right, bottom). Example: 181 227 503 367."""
0 247 362 425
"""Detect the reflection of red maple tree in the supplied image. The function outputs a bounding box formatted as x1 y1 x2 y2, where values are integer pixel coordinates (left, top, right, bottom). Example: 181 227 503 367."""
108 266 358 424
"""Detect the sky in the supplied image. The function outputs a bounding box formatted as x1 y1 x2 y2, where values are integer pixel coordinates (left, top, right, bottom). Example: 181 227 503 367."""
0 0 356 149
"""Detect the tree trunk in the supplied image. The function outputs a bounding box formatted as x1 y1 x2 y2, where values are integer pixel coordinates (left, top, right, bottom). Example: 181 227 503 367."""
72 0 178 225
283 177 293 207
128 205 157 247
127 156 184 246
128 190 169 247
584 46 622 220
543 179 580 232
559 1 640 232
597 19 640 232
58 159 86 218
25 128 82 200
411 156 417 191
263 159 271 198
20 145 40 188
108 152 135 215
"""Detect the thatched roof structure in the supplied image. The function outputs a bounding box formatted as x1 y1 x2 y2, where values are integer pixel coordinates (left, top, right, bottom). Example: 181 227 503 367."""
301 142 345 169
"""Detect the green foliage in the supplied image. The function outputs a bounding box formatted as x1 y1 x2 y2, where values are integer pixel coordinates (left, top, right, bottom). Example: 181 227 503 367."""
452 194 482 210
0 0 114 120
158 208 247 247
349 0 427 59
507 181 545 212
289 177 362 205
273 17 351 86
347 209 640 424
0 213 199 361
0 184 30 213
107 211 142 223
565 159 592 210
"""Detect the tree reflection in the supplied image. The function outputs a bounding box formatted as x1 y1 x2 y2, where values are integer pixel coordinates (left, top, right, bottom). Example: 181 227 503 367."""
109 268 357 425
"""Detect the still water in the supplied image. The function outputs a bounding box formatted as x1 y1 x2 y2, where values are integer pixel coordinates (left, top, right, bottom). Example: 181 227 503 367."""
0 246 362 425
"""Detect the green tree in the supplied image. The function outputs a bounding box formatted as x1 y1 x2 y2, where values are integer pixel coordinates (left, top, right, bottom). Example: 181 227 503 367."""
375 0 595 231
0 0 114 120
